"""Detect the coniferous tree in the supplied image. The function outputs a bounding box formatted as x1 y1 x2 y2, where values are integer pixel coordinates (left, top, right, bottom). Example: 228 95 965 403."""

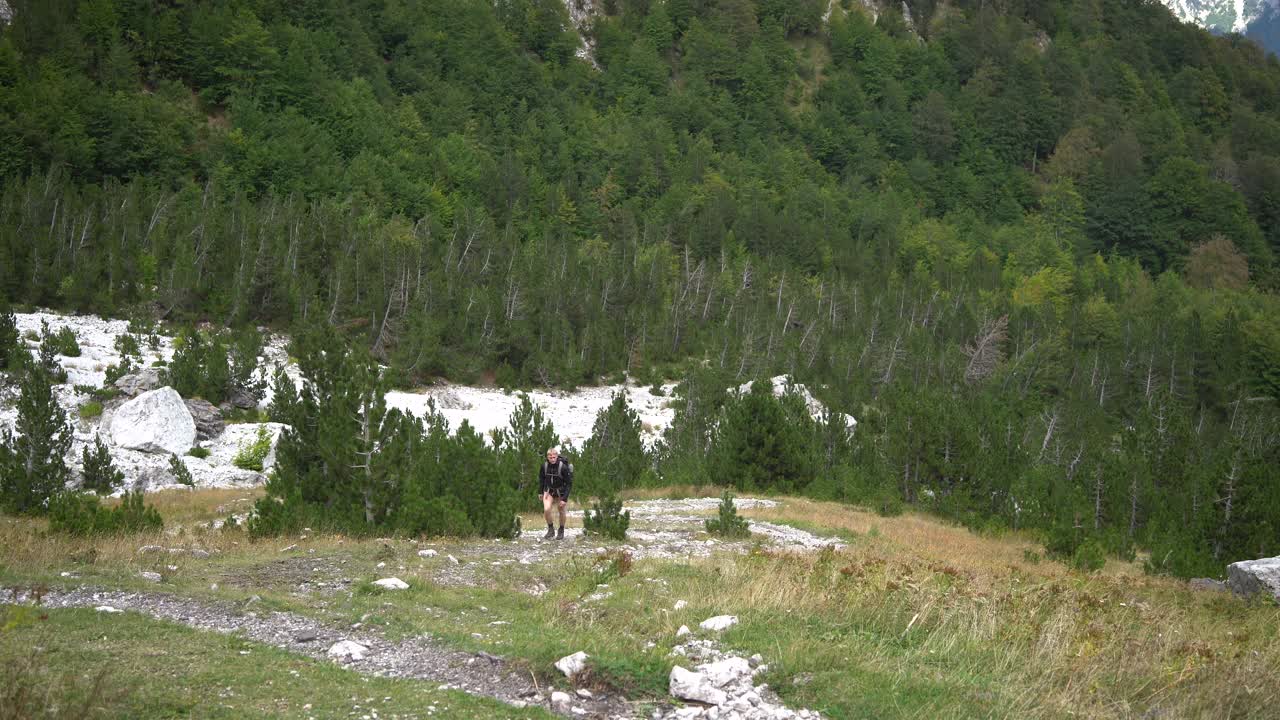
0 364 72 514
80 435 124 494
0 304 19 372
578 390 650 497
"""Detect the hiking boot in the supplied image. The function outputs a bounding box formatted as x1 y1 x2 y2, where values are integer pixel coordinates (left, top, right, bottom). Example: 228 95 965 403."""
556 527 565 540
543 526 555 539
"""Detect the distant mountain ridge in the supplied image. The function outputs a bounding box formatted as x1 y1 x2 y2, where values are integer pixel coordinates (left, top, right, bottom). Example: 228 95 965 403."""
1160 0 1280 55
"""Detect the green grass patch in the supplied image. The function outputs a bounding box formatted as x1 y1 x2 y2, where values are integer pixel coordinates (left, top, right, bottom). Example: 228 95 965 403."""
0 605 554 719
78 401 103 419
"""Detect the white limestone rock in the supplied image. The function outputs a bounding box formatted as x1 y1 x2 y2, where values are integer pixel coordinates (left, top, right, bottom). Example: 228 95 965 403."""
110 387 196 455
669 665 728 706
372 577 409 590
327 640 369 662
699 615 738 632
555 650 589 677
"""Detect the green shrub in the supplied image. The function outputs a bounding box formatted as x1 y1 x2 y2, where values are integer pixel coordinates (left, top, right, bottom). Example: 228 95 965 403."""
583 493 630 541
187 446 210 459
103 356 135 386
43 323 81 357
705 490 751 538
80 436 124 494
169 454 194 486
1071 540 1106 573
396 492 474 537
113 332 142 359
78 401 103 419
233 426 272 471
48 490 163 536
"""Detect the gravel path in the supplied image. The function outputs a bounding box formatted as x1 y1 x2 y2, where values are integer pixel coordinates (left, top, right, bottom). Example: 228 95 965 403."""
13 586 636 719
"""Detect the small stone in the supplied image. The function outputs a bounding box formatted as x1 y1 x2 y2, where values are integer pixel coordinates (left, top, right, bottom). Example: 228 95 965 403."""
281 544 298 552
550 691 573 711
137 545 164 554
749 653 763 668
327 640 369 662
95 605 122 613
372 577 409 590
140 571 162 582
417 549 438 558
295 630 319 643
575 688 593 699
447 555 459 565
376 562 386 568
699 615 738 632
555 651 589 677
676 625 691 637
189 549 211 559
673 599 688 611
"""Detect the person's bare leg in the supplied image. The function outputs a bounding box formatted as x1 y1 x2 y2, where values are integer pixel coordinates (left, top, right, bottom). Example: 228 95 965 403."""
557 499 568 534
542 493 556 537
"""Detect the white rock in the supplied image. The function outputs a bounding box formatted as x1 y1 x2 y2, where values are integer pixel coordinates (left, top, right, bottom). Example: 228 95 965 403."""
670 665 728 706
372 577 409 590
418 549 438 558
550 691 573 711
110 387 196 455
676 625 691 637
575 688 593 699
555 651 589 677
673 599 688 610
95 605 122 613
699 615 738 632
697 657 753 689
1226 556 1280 600
447 554 459 564
327 640 369 662
139 571 162 582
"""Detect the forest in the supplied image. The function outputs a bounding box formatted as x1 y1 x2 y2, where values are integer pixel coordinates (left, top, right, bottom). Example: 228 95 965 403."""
0 0 1278 576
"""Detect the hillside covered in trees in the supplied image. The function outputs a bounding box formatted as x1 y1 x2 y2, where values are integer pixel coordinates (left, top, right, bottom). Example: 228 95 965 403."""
1 0 1278 575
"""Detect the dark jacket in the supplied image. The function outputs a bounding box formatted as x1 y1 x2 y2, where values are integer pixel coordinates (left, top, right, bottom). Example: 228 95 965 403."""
539 458 573 498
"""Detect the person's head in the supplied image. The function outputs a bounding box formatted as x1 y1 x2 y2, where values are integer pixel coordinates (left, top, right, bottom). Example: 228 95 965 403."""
546 447 559 463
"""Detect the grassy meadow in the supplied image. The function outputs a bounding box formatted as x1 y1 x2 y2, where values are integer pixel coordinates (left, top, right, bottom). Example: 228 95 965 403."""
2 488 1277 719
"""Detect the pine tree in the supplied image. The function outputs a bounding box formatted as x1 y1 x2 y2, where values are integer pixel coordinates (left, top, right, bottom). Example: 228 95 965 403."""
0 364 72 514
708 380 818 493
0 303 19 371
584 493 630 541
81 435 124 494
705 490 751 538
492 394 558 512
578 390 650 497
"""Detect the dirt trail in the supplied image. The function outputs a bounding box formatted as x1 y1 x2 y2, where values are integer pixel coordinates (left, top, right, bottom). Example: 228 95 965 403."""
15 586 635 719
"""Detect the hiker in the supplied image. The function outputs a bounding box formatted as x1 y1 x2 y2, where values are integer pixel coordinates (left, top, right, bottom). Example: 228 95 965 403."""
539 446 573 540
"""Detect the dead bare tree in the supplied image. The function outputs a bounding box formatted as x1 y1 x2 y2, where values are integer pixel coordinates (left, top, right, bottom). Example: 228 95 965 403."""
962 315 1008 384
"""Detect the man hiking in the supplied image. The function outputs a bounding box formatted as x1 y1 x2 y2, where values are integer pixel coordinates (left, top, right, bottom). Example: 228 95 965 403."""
539 447 573 540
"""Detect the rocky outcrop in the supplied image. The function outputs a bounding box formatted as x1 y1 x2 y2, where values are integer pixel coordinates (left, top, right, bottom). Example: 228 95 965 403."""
1226 557 1280 600
110 387 196 455
184 398 225 440
115 368 162 397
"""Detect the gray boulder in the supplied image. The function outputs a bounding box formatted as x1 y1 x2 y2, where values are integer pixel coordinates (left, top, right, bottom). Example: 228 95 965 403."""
226 386 259 410
114 368 162 397
1188 578 1228 593
184 398 225 440
1226 557 1280 600
109 387 196 455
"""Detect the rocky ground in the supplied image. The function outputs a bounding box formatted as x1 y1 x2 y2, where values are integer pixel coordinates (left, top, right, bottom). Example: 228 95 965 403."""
14 496 834 719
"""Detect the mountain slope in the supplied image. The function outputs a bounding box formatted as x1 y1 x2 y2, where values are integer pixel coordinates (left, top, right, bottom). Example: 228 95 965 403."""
1161 0 1280 54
